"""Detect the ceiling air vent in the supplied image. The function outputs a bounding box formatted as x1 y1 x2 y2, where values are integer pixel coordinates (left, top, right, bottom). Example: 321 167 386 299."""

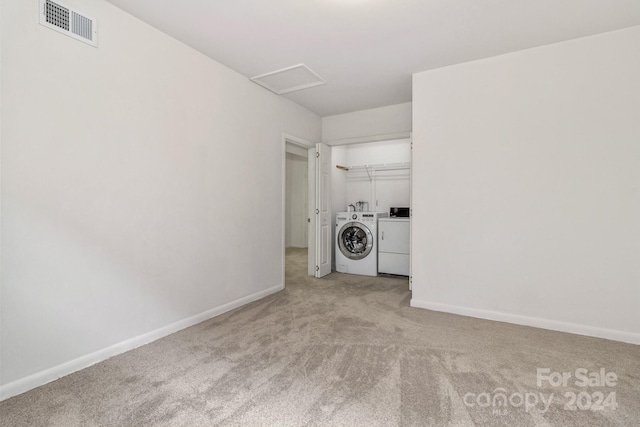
39 0 98 47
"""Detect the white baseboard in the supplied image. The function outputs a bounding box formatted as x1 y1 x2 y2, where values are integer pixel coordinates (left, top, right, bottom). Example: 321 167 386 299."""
0 283 284 401
410 298 640 345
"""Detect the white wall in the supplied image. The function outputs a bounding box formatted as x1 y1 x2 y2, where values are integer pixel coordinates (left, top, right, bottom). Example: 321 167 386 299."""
331 146 349 216
330 146 348 268
0 0 4 385
344 139 411 166
322 102 412 144
412 26 640 344
0 0 320 398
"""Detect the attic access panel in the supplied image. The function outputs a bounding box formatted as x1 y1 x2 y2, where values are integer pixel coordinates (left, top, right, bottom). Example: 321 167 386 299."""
250 64 326 95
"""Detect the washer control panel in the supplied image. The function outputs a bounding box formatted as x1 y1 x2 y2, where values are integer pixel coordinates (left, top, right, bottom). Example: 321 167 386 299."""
336 212 388 224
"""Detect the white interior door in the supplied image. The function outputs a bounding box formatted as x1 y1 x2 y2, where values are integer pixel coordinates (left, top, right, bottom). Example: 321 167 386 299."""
409 133 413 290
315 143 332 277
307 147 316 276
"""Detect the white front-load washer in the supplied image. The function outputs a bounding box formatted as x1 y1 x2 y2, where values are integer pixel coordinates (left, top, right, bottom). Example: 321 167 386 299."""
335 211 388 276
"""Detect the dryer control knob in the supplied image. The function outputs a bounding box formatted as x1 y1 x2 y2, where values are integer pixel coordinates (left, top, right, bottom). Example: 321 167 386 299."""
352 214 357 220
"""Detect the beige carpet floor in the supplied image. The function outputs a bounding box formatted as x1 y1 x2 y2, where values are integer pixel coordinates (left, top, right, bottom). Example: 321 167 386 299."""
1 247 639 426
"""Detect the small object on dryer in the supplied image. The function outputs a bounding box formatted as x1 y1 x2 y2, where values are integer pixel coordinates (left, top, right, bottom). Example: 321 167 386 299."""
356 201 369 212
390 207 410 218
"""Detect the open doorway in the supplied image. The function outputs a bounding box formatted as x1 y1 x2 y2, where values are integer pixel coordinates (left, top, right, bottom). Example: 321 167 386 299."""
285 145 309 249
282 134 332 284
284 141 309 284
282 134 314 285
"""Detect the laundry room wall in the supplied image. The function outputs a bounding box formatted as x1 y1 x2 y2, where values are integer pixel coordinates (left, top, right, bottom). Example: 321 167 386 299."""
331 146 349 216
350 140 410 213
330 146 348 268
336 139 411 214
322 103 412 144
1 0 321 399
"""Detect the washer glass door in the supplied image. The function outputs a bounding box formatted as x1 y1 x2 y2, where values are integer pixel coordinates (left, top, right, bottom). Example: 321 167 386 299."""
338 222 374 260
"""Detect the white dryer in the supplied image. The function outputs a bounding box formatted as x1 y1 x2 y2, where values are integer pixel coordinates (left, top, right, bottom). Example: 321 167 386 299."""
335 212 388 276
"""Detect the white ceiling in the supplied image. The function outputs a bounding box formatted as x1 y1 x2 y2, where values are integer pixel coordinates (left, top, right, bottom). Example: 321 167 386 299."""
105 0 640 117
